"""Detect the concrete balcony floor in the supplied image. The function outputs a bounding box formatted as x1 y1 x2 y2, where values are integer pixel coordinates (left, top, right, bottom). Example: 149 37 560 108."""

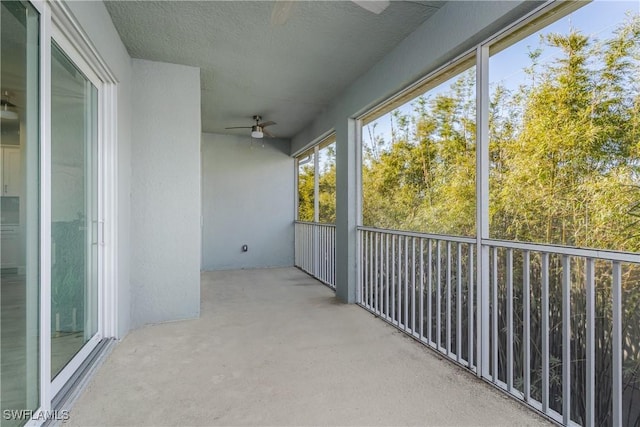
67 268 550 426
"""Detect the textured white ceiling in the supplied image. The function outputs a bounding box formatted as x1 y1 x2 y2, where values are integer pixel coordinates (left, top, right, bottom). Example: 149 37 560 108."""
104 1 444 138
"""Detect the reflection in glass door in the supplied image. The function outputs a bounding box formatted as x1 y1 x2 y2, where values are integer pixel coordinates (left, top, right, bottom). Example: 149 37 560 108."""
50 42 98 379
0 1 40 425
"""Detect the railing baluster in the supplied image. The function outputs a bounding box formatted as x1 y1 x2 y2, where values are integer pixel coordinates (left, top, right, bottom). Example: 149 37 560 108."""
447 242 452 355
308 225 311 273
507 248 513 392
374 232 379 314
492 246 498 382
419 238 424 340
363 230 366 306
370 231 375 309
333 227 336 287
321 227 325 282
585 257 595 427
333 227 336 286
319 226 322 281
612 261 622 427
562 254 571 426
428 239 433 344
368 230 372 309
437 240 442 351
313 224 317 277
329 227 332 285
323 227 327 283
379 232 384 316
542 252 550 414
523 250 530 402
358 229 362 303
404 235 409 332
399 236 403 327
321 226 324 281
386 233 390 319
325 227 328 283
457 242 462 362
381 232 385 315
378 232 383 315
468 244 474 369
392 234 396 324
365 231 370 308
328 227 332 286
324 227 326 283
412 237 416 334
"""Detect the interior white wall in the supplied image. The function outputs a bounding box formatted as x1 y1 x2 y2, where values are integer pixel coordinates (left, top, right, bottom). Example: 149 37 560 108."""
201 133 294 270
131 59 201 328
65 1 133 338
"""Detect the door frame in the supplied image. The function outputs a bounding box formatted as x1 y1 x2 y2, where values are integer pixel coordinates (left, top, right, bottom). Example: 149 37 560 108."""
23 0 119 423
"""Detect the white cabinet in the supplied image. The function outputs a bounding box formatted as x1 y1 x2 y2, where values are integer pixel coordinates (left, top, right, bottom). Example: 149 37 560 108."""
1 146 20 196
1 146 21 270
1 226 20 269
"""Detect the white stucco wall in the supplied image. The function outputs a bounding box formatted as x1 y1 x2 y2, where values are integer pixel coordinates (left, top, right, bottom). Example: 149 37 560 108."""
201 133 294 270
131 59 201 328
66 1 133 338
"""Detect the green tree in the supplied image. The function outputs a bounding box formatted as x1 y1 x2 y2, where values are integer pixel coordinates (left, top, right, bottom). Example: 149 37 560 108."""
297 162 314 221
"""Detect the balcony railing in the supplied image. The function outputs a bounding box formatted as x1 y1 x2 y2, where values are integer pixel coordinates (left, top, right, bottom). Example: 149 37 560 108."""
294 222 640 426
358 227 640 427
482 239 640 426
294 221 336 289
358 227 477 370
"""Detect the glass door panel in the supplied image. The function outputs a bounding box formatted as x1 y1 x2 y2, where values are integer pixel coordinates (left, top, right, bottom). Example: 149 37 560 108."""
50 42 98 379
0 1 40 425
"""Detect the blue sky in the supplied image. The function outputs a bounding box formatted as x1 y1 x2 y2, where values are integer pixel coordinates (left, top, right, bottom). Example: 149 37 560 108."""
363 0 640 151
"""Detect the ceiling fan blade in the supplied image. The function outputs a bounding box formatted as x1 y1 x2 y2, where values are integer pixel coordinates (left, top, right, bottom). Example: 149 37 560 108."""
225 126 252 129
258 121 276 128
0 99 17 108
352 0 390 14
271 0 296 26
263 129 276 138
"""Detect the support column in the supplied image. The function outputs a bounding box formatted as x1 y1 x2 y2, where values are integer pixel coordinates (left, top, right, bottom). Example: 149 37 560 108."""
335 119 359 303
476 44 490 378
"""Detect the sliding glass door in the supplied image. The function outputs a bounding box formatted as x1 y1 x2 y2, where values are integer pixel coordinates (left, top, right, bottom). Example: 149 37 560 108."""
0 1 40 425
50 42 99 379
0 1 116 424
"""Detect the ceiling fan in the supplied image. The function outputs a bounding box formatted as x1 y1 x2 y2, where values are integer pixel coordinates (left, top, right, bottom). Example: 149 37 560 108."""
225 115 276 139
1 91 19 121
271 1 390 26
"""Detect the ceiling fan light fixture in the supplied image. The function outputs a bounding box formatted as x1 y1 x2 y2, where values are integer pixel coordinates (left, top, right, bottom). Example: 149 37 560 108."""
0 103 18 121
251 125 264 139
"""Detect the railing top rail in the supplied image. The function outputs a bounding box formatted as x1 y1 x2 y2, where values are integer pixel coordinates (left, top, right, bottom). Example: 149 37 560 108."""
357 226 476 244
294 221 336 228
484 238 640 264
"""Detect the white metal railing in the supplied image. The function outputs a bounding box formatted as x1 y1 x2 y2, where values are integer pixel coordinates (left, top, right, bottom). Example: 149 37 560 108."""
358 227 477 370
294 221 336 289
358 227 640 427
483 239 640 426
